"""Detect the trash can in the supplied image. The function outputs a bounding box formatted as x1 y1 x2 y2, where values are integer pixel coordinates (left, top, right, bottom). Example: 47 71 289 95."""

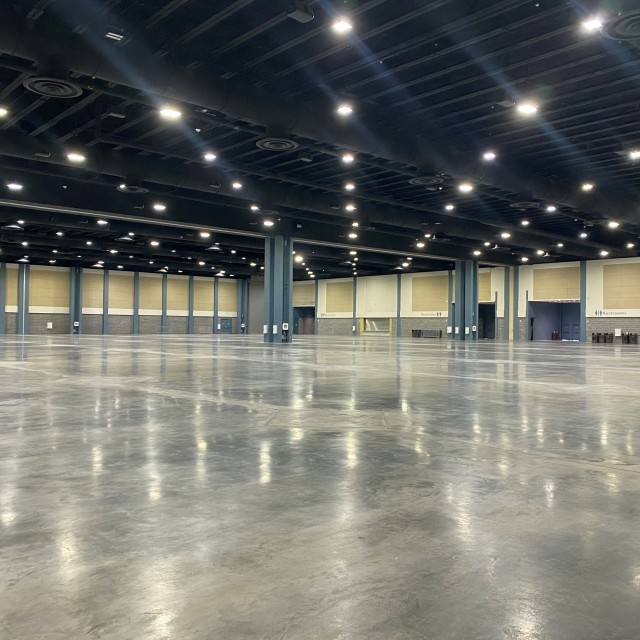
551 330 560 340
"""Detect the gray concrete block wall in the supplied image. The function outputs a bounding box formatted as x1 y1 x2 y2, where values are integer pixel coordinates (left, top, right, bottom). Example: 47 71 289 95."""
519 318 528 341
108 316 133 335
28 313 69 334
139 316 162 334
401 317 447 338
82 314 103 335
587 317 640 343
318 318 355 336
5 312 18 334
194 317 213 334
166 316 188 334
496 318 505 341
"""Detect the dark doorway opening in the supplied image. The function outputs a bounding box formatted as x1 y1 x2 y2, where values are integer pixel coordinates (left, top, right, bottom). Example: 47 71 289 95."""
529 302 580 341
219 318 233 334
294 307 315 335
478 303 496 339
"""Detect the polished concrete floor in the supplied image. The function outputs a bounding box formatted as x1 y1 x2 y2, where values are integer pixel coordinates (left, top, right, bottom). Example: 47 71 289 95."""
1 335 640 639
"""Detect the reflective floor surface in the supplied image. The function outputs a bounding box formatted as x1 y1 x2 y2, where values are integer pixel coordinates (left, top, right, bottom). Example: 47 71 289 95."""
1 335 640 639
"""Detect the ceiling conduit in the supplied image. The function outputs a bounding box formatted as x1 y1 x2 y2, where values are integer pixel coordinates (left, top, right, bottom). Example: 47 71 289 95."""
0 9 638 220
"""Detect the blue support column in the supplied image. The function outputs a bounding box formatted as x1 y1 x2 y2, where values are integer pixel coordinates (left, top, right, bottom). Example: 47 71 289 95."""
503 267 510 341
513 266 520 342
236 279 248 334
396 273 402 337
132 272 140 335
69 267 83 334
17 263 29 335
447 269 454 338
161 273 168 334
464 260 479 341
314 278 319 335
102 269 109 335
352 276 357 335
0 263 6 335
580 260 587 342
263 236 293 343
525 290 531 341
454 260 464 340
213 277 219 334
187 275 195 334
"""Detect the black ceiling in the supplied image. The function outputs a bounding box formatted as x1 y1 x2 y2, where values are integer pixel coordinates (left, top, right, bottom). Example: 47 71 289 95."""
0 0 639 279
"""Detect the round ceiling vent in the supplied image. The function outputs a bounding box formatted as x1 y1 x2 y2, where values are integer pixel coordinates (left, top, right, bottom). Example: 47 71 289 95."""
256 137 300 152
510 201 541 210
602 10 640 40
23 76 83 98
409 175 444 187
117 183 149 194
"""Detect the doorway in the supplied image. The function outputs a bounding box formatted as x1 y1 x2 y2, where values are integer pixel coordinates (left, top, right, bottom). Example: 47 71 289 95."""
528 302 580 341
478 303 496 339
294 307 315 335
219 318 233 334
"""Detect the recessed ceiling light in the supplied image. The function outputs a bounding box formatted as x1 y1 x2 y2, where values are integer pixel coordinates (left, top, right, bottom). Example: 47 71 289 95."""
344 182 356 191
416 241 425 248
445 203 455 211
546 205 557 213
97 219 108 225
203 152 217 162
600 250 609 257
579 231 588 239
52 249 58 254
199 231 211 238
86 241 92 246
128 232 135 237
516 101 538 115
581 182 595 192
473 250 482 256
482 150 497 161
152 202 166 212
629 150 640 161
521 256 529 262
171 249 176 253
332 18 352 33
294 255 304 263
49 259 56 264
424 233 432 238
536 249 545 255
484 241 491 247
582 16 604 32
117 265 124 269
159 106 182 120
353 257 359 262
150 240 160 247
458 182 473 193
21 241 28 247
0 106 8 117
342 152 355 164
198 261 205 266
557 243 564 248
626 242 635 249
348 232 358 239
67 152 86 163
345 203 357 212
149 261 154 265
521 219 530 226
56 231 63 236
250 204 260 211
402 261 409 267
250 262 257 267
6 182 23 191
232 181 243 190
17 219 24 225
263 219 275 227
109 249 118 254
351 221 359 227
349 250 357 256
336 103 353 116
607 220 620 229
500 231 511 239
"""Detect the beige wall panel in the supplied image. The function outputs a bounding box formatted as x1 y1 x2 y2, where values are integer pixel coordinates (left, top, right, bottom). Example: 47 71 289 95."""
82 270 104 309
603 263 640 309
326 281 353 313
30 268 70 308
412 275 448 312
293 282 315 307
108 272 134 309
533 266 579 300
218 280 237 313
479 272 492 302
139 275 163 311
5 266 18 307
167 277 189 311
194 279 214 312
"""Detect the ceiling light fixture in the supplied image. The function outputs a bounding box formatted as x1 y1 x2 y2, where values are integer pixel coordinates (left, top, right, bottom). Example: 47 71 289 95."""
416 241 425 248
500 231 511 239
473 250 482 256
0 106 8 117
336 103 353 116
626 242 636 249
581 182 595 192
557 243 564 248
629 150 640 161
203 152 217 162
232 181 243 190
600 250 609 257
67 152 86 163
6 182 23 191
445 204 455 211
295 255 304 263
458 182 474 193
536 249 545 256
159 106 182 120
56 231 63 236
263 219 275 227
86 241 92 246
332 18 353 33
521 257 529 263
199 231 211 238
546 205 557 213
521 219 530 227
402 262 409 267
152 202 166 212
250 204 260 212
345 203 356 212
342 152 355 164
579 231 588 239
198 261 205 266
482 150 497 161
97 219 108 225
516 101 538 116
109 249 118 254
344 182 355 191
608 221 620 229
348 232 358 239
150 240 160 247
484 241 491 247
351 221 359 228
582 16 604 32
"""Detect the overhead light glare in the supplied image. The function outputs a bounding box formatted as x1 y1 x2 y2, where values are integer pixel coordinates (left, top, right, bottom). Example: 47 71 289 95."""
472 250 482 256
345 203 357 212
263 219 275 227
582 17 604 32
516 102 538 116
203 152 217 162
250 204 260 211
332 18 353 33
342 152 355 164
6 182 23 191
500 232 511 239
67 152 86 163
482 150 497 162
0 106 8 118
581 182 595 192
56 231 64 236
521 219 530 227
458 182 473 193
626 242 636 249
445 204 455 211
629 150 640 161
600 250 609 257
557 243 564 248
150 240 160 247
416 241 425 248
607 220 620 229
199 231 211 238
536 249 545 256
152 202 166 212
159 106 182 120
97 219 108 225
348 232 358 239
402 262 409 267
579 231 588 239
345 182 356 191
231 181 243 190
521 257 529 263
336 103 353 116
546 205 557 213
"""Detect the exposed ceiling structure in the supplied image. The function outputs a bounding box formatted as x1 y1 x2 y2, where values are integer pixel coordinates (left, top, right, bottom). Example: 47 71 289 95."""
0 0 639 279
